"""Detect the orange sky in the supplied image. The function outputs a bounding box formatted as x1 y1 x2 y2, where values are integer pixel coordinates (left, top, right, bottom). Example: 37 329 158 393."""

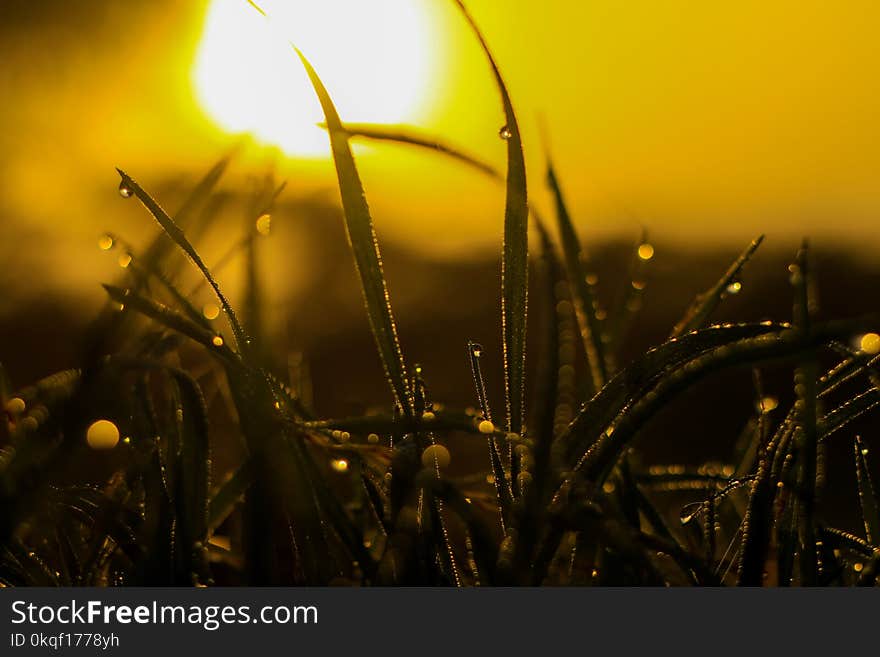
2 0 879 302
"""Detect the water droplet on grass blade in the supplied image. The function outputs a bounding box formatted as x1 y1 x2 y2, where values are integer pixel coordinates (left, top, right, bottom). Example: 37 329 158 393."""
5 397 26 415
498 125 512 140
726 281 742 294
98 234 114 251
86 419 120 450
331 459 349 473
255 213 272 236
637 243 655 260
858 332 880 355
421 444 451 469
758 396 778 413
118 180 133 198
202 303 220 320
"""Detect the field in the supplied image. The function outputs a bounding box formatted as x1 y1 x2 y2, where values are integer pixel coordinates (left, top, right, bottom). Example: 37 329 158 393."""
1 0 879 587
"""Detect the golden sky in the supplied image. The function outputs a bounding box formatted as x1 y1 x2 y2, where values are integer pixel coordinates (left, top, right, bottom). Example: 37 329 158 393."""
2 0 879 300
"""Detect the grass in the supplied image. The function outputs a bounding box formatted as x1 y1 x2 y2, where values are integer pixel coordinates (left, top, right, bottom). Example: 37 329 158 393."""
2 1 880 586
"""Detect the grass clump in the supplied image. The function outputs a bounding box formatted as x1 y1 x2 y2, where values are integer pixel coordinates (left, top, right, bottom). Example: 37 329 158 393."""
1 1 880 586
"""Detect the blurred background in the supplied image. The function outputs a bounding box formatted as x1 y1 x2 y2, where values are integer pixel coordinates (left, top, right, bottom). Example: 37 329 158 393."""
2 0 880 535
3 0 880 295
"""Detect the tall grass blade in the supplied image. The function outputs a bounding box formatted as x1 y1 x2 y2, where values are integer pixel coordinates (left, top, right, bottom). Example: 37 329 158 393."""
453 0 529 435
294 50 412 415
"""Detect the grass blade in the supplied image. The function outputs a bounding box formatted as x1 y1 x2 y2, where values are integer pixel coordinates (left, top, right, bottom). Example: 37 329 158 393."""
294 49 412 415
335 123 500 179
545 157 607 391
854 436 880 545
453 0 528 435
116 169 248 353
791 242 819 585
671 235 764 338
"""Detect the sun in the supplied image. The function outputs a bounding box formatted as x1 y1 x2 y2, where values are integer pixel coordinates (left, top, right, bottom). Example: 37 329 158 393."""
193 0 439 157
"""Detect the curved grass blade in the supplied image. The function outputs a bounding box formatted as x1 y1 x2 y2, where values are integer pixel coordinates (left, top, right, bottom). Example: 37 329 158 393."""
453 0 528 435
563 319 872 487
294 49 413 416
335 123 499 179
854 436 879 545
671 235 764 338
559 322 787 466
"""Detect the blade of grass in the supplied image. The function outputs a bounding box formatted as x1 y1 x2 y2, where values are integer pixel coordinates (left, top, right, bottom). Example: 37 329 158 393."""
453 0 528 435
791 241 819 586
294 49 413 416
169 371 211 585
116 169 248 353
545 156 607 391
671 235 764 338
854 436 879 545
101 285 237 363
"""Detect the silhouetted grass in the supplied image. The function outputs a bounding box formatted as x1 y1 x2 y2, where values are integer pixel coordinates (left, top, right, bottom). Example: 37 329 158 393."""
1 1 879 586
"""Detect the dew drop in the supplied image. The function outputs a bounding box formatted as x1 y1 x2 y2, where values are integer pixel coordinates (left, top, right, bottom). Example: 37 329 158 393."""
637 243 655 261
758 396 778 413
212 335 224 347
98 234 115 251
117 253 132 268
86 419 120 450
5 397 26 415
726 280 742 294
858 332 880 355
498 125 512 140
367 433 380 444
331 459 349 473
202 303 220 320
255 213 272 236
421 444 451 469
478 419 495 434
118 180 133 198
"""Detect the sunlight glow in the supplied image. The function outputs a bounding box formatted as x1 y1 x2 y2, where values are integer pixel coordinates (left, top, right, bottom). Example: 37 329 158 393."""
193 0 438 157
